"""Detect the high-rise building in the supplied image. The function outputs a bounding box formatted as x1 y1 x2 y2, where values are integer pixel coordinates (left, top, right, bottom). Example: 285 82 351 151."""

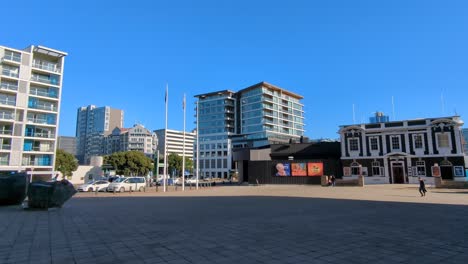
76 105 123 164
369 112 390 123
57 136 77 156
462 128 468 154
103 124 157 158
154 129 196 159
195 82 305 179
0 45 67 178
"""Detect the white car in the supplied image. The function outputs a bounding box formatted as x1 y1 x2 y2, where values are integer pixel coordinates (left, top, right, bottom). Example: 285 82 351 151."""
77 180 110 192
186 177 198 184
107 177 146 192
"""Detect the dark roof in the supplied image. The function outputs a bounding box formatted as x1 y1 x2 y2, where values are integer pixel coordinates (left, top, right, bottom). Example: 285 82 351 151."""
270 142 341 159
238 81 304 99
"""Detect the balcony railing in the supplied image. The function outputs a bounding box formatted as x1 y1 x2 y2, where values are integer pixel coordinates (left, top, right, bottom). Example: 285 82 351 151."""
2 54 21 63
0 144 11 150
0 82 18 91
0 159 8 165
30 75 59 86
0 130 12 135
1 70 19 78
29 89 58 98
30 103 57 112
25 146 53 152
0 113 14 120
25 132 55 138
32 61 61 73
22 160 52 166
0 99 16 106
27 117 55 125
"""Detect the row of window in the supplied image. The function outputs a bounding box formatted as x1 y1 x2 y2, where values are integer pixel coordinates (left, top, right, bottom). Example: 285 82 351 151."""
346 161 427 176
348 133 450 153
198 158 228 169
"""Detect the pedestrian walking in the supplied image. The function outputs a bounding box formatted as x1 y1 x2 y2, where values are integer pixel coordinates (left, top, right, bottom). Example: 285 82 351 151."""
330 175 336 187
419 177 427 196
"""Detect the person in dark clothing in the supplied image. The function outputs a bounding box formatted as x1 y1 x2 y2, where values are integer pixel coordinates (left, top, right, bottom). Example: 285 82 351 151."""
330 175 336 187
419 177 427 196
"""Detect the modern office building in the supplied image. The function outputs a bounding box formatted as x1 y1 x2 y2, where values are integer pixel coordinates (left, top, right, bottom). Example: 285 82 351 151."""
195 82 305 179
0 45 67 178
339 116 467 184
104 124 157 158
369 112 390 123
76 105 123 164
154 129 196 159
57 136 77 156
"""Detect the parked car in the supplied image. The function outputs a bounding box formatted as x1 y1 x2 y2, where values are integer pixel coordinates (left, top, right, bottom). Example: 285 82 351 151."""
186 177 198 184
77 180 110 192
107 177 146 192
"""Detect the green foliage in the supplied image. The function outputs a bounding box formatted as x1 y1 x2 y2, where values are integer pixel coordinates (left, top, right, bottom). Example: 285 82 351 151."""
166 153 194 176
55 149 78 178
104 151 153 176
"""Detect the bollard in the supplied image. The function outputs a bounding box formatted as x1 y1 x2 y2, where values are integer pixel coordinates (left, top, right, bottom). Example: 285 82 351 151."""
156 185 158 192
95 187 99 195
113 187 116 194
129 186 132 193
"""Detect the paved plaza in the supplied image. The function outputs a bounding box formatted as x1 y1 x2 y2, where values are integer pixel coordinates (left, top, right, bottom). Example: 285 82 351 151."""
1 184 467 264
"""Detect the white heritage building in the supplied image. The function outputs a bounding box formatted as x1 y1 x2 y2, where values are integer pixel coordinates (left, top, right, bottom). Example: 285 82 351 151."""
339 116 468 185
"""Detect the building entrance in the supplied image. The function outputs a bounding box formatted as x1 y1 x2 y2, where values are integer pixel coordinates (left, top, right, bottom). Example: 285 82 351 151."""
392 164 405 184
441 166 454 180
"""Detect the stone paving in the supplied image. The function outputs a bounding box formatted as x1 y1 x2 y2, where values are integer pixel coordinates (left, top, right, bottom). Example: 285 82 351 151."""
0 184 468 264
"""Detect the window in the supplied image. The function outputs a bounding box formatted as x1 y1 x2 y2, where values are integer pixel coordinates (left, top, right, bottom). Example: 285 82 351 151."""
414 134 423 149
437 133 450 148
391 136 400 150
370 138 378 151
416 161 426 176
371 161 381 176
349 138 359 152
350 162 361 176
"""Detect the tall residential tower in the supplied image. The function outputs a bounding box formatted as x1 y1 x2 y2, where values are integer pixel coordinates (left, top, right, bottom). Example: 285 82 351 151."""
76 105 123 164
0 45 67 178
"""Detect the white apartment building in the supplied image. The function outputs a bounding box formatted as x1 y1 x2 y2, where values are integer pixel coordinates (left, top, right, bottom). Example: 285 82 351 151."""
154 129 196 158
0 45 67 178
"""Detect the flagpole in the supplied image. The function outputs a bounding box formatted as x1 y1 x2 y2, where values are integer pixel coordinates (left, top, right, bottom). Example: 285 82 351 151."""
196 100 199 190
163 84 168 192
182 94 186 191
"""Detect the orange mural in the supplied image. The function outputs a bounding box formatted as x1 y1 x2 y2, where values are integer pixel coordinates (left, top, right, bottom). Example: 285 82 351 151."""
307 162 323 176
291 163 307 176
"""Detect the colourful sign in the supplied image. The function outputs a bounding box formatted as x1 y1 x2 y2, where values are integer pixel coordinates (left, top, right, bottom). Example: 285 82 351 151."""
274 162 291 176
307 162 323 176
291 163 307 176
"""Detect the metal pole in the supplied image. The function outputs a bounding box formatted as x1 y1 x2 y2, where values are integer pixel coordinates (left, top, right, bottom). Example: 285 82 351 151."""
163 84 168 192
182 94 186 191
196 100 199 190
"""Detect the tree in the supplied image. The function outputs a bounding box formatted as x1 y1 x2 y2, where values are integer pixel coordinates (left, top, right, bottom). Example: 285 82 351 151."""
104 151 153 176
167 153 182 176
184 157 194 174
55 149 78 179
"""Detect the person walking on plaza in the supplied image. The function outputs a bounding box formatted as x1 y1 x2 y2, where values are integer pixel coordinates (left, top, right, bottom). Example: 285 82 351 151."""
330 175 336 187
419 177 427 196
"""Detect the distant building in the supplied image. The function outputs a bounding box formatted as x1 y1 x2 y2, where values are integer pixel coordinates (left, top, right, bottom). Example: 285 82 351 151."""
0 44 67 179
195 81 305 179
369 112 390 123
154 129 196 159
57 136 77 156
76 105 123 164
339 116 467 184
462 128 468 154
104 124 157 158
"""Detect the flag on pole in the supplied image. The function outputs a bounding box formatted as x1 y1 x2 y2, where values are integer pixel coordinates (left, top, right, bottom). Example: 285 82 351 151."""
165 84 168 103
183 94 186 110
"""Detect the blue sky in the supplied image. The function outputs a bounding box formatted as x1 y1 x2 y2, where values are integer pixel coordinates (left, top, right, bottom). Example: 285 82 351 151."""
3 0 468 139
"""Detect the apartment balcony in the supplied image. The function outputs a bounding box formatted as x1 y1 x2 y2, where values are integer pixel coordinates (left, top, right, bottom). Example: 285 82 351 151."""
27 117 56 126
29 87 59 99
0 81 18 92
0 144 11 151
1 69 19 78
25 131 55 139
0 112 14 121
29 102 57 112
0 158 8 166
22 157 52 166
1 54 21 64
30 74 60 86
0 98 15 107
0 129 12 136
32 60 61 73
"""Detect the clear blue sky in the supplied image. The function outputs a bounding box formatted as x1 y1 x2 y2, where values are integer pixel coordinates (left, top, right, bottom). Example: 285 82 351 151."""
3 0 468 139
